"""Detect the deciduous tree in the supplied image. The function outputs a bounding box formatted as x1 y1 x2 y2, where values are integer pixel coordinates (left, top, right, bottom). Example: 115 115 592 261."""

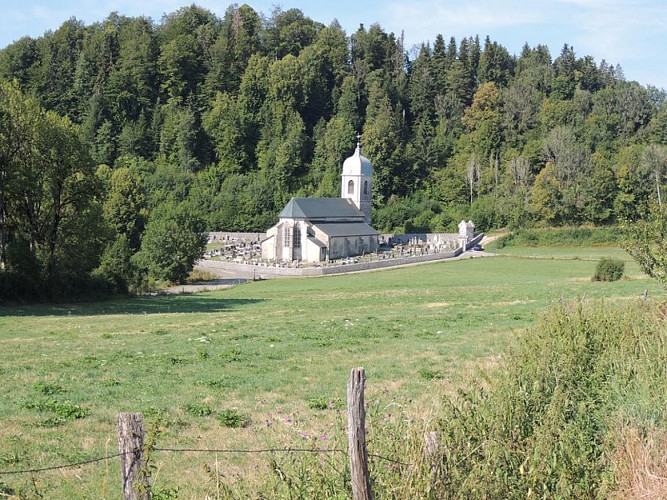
623 202 667 284
133 201 206 284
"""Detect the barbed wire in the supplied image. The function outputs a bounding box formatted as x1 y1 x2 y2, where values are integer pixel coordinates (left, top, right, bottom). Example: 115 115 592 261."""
369 453 411 466
155 447 411 466
0 452 124 476
154 446 345 455
0 446 411 477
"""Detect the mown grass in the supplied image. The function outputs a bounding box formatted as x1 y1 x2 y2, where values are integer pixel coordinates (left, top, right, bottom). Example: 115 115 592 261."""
487 226 637 263
0 248 664 497
489 244 637 264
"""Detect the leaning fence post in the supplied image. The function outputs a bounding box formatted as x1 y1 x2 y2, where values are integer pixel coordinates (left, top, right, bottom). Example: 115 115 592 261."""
117 412 150 500
424 430 441 487
348 367 373 500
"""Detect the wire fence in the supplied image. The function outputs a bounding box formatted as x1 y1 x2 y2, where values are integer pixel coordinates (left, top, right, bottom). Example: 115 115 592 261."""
2 369 418 499
0 452 124 476
0 445 411 477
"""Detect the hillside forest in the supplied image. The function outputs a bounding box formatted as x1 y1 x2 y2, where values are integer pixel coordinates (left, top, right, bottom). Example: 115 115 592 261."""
0 4 666 299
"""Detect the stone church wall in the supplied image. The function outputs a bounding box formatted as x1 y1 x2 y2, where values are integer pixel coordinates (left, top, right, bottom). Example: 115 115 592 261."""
329 235 378 260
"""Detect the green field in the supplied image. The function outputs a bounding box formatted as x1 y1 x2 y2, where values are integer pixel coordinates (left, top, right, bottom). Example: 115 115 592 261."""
0 248 664 497
488 243 634 262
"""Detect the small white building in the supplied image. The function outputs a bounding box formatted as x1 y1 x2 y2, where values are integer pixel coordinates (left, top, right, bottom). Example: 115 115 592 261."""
261 140 379 263
458 220 475 240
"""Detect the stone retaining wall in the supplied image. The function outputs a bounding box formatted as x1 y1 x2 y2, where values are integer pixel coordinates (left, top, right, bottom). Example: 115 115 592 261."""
200 233 484 278
209 231 462 245
382 232 460 244
208 231 266 242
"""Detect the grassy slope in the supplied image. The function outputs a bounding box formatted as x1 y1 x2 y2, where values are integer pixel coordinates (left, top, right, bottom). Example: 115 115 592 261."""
0 249 664 497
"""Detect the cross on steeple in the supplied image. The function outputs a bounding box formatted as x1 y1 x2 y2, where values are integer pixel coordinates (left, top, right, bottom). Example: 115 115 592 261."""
356 133 362 149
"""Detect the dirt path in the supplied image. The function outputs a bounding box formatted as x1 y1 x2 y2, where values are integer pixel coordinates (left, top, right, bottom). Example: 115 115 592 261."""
480 229 507 247
163 278 251 294
163 263 256 294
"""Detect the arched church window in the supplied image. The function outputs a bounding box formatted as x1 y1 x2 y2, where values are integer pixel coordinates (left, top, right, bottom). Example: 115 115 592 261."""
284 224 291 247
363 180 368 195
348 180 354 195
293 225 301 248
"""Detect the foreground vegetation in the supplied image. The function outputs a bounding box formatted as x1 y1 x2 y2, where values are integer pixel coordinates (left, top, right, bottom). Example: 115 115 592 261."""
0 244 664 497
435 299 667 498
256 299 667 499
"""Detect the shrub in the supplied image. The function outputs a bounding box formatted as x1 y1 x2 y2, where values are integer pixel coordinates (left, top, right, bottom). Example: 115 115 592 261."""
434 301 667 498
183 403 213 417
219 348 243 362
593 258 625 281
623 202 667 285
418 367 443 380
33 382 65 396
187 269 217 283
308 397 343 410
22 399 90 420
217 409 250 428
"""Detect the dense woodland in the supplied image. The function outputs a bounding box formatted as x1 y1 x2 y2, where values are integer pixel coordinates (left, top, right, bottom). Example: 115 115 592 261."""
0 3 666 299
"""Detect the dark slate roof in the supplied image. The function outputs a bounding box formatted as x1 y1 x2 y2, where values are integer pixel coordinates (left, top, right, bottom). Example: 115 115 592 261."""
307 236 327 248
279 197 364 220
312 222 378 237
343 145 373 176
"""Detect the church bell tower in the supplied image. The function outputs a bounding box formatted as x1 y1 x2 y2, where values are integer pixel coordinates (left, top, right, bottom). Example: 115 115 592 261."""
341 136 372 224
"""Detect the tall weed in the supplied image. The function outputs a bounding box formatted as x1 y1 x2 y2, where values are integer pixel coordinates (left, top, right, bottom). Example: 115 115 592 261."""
434 300 666 498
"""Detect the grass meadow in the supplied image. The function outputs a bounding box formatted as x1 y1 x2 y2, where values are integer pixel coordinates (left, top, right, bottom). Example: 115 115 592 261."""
0 246 664 497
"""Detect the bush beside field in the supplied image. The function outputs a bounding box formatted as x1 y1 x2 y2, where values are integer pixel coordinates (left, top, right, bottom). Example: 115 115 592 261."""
432 300 666 498
593 257 625 281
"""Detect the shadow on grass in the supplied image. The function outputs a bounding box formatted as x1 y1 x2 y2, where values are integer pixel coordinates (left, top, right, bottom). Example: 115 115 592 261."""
0 293 266 317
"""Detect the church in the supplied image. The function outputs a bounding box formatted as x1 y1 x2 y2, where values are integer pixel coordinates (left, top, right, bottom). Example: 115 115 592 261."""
261 140 379 263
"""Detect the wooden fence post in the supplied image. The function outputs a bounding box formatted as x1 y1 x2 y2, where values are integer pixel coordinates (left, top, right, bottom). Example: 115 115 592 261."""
117 412 150 500
348 367 373 500
424 430 441 486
